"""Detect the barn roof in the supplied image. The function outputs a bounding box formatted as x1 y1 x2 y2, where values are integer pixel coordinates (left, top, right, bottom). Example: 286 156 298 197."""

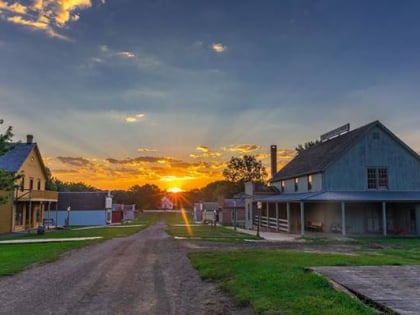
270 120 420 182
58 191 108 210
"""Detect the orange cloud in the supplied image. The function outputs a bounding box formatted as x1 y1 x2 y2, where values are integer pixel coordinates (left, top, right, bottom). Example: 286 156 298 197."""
222 144 261 153
0 0 98 39
44 145 294 192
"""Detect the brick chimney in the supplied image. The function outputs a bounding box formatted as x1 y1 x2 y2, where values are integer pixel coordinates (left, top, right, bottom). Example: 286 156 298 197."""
26 134 34 144
270 145 277 178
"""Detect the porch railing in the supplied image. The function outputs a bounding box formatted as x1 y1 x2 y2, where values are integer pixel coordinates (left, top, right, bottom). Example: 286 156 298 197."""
255 216 289 232
15 190 58 202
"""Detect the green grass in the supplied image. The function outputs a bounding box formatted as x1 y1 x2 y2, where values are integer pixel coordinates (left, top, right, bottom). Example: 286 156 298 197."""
163 210 261 241
189 249 418 315
0 213 156 276
0 241 91 276
166 224 260 241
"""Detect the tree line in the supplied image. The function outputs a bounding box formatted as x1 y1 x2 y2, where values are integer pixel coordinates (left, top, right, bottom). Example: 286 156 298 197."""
2 118 320 209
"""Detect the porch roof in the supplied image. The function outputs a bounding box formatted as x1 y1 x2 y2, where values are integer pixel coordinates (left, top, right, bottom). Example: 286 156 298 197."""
255 191 420 203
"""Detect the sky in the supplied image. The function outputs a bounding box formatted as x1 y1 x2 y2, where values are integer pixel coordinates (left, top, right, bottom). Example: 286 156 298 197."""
1 0 420 192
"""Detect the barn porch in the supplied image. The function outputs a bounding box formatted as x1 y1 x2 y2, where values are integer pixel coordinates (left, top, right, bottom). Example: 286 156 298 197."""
252 191 420 236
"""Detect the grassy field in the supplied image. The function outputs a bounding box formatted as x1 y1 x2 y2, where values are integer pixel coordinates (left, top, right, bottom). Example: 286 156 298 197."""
3 211 420 314
189 237 420 314
0 213 155 276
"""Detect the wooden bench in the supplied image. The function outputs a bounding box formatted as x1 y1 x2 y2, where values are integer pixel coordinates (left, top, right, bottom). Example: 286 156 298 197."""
306 221 323 232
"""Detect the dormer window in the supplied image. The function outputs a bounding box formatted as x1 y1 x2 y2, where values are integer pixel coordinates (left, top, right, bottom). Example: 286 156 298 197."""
294 178 299 192
29 178 34 191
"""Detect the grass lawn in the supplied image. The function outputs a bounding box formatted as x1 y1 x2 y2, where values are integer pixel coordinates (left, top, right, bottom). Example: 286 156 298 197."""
163 210 261 242
0 241 91 276
0 213 155 276
189 238 420 315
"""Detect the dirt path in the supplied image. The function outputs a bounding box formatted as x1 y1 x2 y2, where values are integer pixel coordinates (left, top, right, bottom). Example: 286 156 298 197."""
0 222 252 315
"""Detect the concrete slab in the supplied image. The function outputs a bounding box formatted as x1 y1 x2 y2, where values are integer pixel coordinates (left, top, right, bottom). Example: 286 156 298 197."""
226 226 299 242
312 266 420 315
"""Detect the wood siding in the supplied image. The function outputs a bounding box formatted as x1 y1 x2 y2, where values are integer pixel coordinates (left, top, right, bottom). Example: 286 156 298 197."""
324 125 420 191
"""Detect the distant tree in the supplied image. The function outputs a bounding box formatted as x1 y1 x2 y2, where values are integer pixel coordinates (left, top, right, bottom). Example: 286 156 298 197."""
0 119 19 204
223 155 267 183
45 168 98 192
113 184 163 210
295 140 320 155
199 180 243 201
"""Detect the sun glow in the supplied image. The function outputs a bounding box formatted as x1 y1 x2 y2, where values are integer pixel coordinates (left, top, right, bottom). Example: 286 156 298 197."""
167 187 182 193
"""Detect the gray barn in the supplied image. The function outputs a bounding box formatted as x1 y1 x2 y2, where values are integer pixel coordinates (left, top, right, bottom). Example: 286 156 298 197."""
246 121 420 236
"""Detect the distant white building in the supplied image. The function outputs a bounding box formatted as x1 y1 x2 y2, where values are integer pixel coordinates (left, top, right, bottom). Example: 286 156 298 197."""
161 196 174 210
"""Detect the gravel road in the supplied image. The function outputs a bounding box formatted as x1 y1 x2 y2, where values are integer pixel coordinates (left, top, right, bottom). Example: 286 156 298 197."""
0 222 252 315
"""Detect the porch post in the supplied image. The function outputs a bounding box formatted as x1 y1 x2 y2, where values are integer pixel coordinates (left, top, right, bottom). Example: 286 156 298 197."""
286 203 290 233
275 203 279 231
266 202 269 231
56 201 58 228
341 202 346 236
29 200 32 229
300 202 305 236
382 201 387 237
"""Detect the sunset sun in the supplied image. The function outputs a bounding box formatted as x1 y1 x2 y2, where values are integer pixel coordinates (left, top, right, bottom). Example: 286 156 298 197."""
167 187 182 193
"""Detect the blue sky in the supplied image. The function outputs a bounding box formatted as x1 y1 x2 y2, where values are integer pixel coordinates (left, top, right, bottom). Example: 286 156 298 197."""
1 0 420 190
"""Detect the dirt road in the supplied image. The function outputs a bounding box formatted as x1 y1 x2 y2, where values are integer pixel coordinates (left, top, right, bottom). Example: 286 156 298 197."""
0 222 252 315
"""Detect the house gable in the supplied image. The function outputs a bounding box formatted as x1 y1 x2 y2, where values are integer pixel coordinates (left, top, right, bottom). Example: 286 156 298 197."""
271 120 420 193
19 145 48 190
324 124 420 191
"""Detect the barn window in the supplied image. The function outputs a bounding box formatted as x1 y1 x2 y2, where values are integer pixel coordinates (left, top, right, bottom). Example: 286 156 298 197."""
367 168 377 189
281 180 285 192
294 178 299 192
307 175 313 191
367 168 388 190
378 168 388 188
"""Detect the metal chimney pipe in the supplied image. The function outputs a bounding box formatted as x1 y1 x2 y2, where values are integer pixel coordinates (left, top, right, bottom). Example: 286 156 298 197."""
270 145 277 178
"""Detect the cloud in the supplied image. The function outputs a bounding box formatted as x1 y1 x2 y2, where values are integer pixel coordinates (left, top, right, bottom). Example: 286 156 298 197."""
212 42 227 53
56 156 93 167
196 146 210 153
125 113 145 123
189 146 222 159
137 147 157 153
222 144 260 153
115 51 135 58
0 0 98 39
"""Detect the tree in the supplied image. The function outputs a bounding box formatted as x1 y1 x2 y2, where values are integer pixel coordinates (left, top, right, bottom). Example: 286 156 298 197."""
223 155 267 183
0 119 17 204
198 180 243 201
45 168 98 192
295 140 320 154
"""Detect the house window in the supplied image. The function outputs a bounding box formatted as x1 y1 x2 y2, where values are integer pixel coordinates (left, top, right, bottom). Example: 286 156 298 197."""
29 178 34 191
372 132 380 140
37 179 41 190
378 168 388 189
20 176 25 192
367 168 377 189
307 175 312 191
294 178 299 192
367 168 388 190
281 180 285 192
